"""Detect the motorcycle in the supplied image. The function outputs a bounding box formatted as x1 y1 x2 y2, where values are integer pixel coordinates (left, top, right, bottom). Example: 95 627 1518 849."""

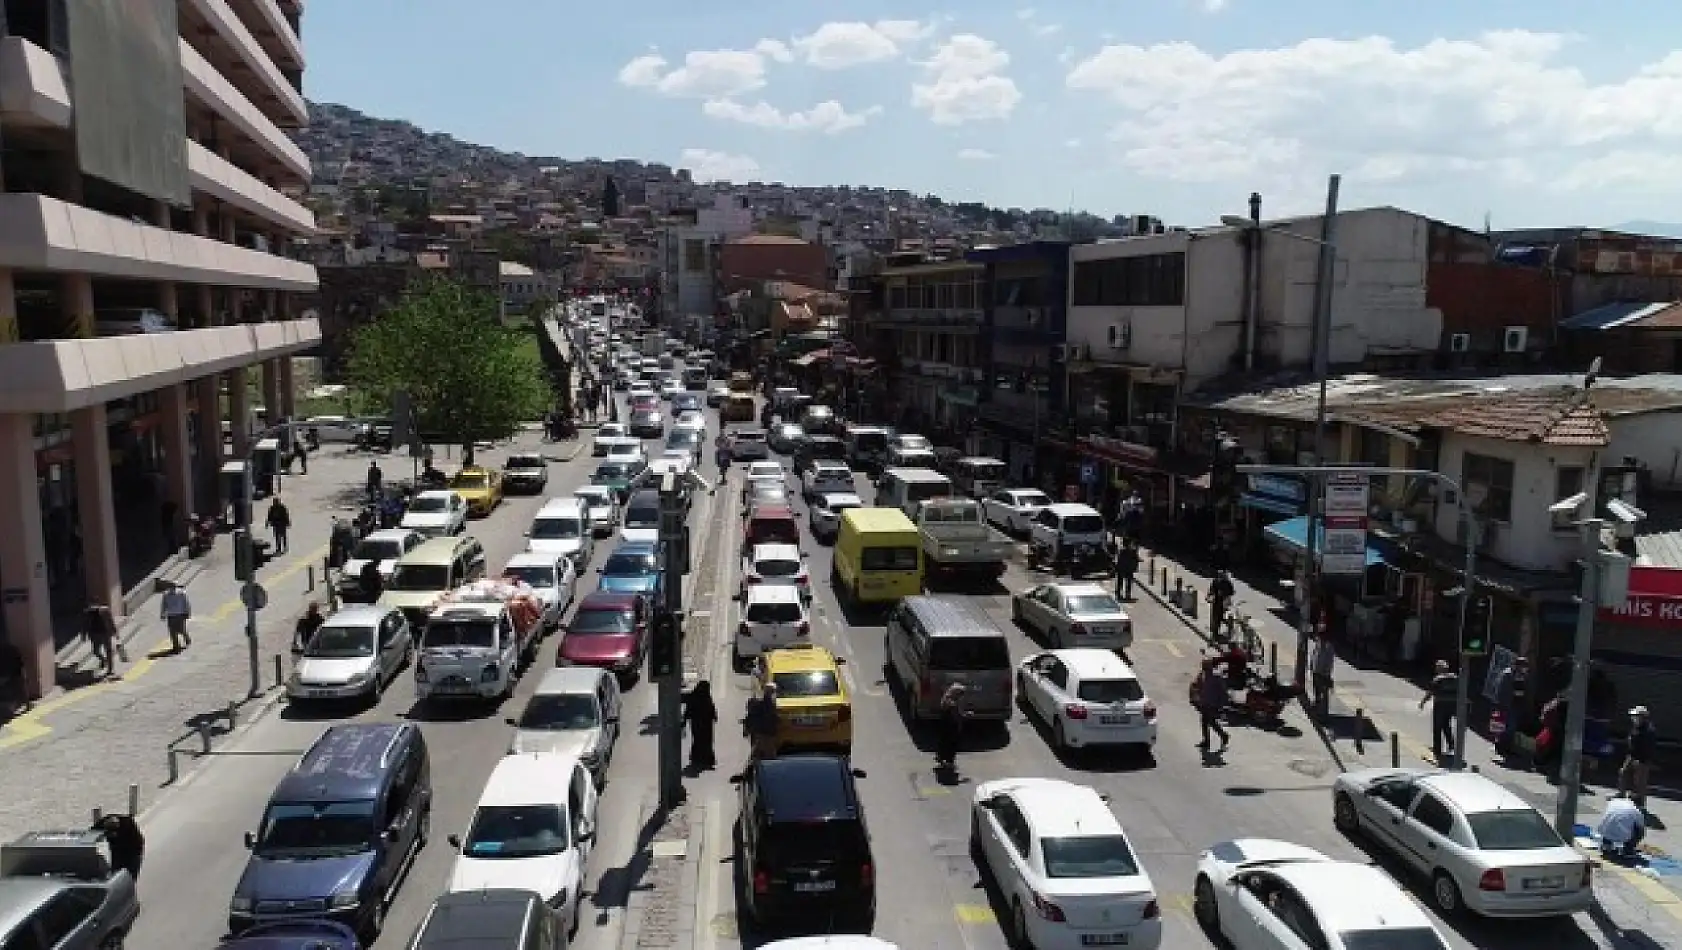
1065 542 1110 580
186 514 218 557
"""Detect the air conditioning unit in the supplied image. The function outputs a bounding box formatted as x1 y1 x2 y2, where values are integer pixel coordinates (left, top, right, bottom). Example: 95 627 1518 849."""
1107 323 1132 348
1449 333 1470 353
1503 326 1529 353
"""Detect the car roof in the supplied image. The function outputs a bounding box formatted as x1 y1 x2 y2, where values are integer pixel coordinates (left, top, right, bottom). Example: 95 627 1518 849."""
477 753 580 805
746 584 803 603
610 541 658 556
419 890 544 950
273 723 412 802
813 460 851 470
536 496 586 513
747 460 783 471
503 551 560 569
1269 863 1433 930
988 778 1120 837
0 878 66 928
757 754 859 821
747 504 797 519
1047 502 1101 515
1416 771 1533 812
820 493 864 505
1047 648 1138 680
413 489 457 501
751 543 802 561
364 528 418 543
576 591 639 610
1053 583 1115 600
321 604 390 627
574 485 611 497
764 644 839 673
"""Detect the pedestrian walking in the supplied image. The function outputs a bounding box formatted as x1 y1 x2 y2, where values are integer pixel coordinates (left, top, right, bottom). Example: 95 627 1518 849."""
1491 655 1528 755
1197 656 1231 754
1207 570 1235 638
365 461 383 503
1113 541 1140 600
265 497 291 555
1620 705 1658 808
936 683 970 768
92 814 145 881
1419 659 1459 764
160 582 193 651
1309 634 1336 717
292 442 309 475
329 518 356 570
682 680 719 769
82 604 118 678
294 601 325 653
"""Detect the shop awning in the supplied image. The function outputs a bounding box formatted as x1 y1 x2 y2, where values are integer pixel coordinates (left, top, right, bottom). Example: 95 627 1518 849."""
1264 515 1388 567
1240 493 1299 517
939 387 980 407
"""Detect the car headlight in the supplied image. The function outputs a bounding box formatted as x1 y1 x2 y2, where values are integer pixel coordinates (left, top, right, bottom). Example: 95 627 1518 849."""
330 889 360 909
230 896 253 913
943 548 960 557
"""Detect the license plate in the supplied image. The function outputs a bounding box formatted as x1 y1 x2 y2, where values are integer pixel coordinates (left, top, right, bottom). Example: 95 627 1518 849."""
1081 935 1128 946
1524 876 1565 890
791 715 827 727
793 880 837 893
1099 715 1132 725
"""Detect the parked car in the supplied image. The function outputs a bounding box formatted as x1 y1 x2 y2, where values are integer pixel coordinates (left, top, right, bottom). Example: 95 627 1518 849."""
287 605 413 705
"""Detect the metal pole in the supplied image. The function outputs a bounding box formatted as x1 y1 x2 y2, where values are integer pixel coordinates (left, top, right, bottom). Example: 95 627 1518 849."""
656 472 686 809
1451 506 1477 769
1244 192 1261 372
1555 520 1602 838
1300 175 1341 684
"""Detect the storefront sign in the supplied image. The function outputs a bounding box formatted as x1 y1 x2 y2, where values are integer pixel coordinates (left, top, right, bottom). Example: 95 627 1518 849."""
1247 474 1306 504
1600 565 1682 628
1321 473 1370 575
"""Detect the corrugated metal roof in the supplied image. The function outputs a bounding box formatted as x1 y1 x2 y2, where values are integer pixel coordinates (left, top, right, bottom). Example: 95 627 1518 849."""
1559 301 1678 330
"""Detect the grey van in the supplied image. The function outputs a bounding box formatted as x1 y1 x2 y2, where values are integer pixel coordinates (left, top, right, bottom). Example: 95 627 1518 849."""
883 596 1014 721
407 889 564 950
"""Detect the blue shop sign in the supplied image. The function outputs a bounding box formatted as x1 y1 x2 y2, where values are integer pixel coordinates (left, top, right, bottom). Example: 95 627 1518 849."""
1248 474 1306 503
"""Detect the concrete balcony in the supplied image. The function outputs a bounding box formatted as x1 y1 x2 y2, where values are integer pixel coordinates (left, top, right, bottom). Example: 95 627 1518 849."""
188 141 315 236
0 192 319 291
0 318 321 413
0 36 72 130
230 0 305 70
181 0 309 126
180 38 310 183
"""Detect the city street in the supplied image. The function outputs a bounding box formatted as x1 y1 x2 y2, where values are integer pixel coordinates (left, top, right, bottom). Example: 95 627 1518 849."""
120 369 1668 950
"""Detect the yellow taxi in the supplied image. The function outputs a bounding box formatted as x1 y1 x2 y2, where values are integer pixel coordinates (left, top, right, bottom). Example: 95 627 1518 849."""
448 465 503 516
754 643 852 754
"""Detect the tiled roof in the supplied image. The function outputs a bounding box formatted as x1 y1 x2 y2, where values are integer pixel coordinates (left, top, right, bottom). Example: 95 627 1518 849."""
1344 387 1609 446
730 234 810 246
1559 300 1681 331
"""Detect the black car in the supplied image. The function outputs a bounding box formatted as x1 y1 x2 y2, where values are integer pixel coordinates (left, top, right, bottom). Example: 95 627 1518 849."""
671 392 704 414
406 890 564 950
219 921 363 950
731 754 874 928
231 723 432 942
794 436 847 474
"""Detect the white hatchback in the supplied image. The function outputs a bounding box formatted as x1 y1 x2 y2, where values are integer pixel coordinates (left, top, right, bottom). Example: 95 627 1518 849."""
735 584 811 668
1017 649 1158 752
741 543 810 601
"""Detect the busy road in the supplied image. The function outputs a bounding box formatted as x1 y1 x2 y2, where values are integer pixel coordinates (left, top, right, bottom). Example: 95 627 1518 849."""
121 321 1635 950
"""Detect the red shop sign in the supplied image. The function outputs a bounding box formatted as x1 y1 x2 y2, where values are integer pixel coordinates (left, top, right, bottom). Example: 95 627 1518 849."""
1599 565 1682 628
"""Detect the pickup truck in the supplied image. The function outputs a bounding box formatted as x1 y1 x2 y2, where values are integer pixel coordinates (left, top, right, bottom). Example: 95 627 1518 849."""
414 580 545 702
916 497 1015 584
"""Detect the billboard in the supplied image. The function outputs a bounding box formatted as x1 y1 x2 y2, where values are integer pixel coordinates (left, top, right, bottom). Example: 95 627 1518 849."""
66 0 191 208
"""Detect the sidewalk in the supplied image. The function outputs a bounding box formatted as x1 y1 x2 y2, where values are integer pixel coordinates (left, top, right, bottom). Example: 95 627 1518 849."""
1136 543 1682 937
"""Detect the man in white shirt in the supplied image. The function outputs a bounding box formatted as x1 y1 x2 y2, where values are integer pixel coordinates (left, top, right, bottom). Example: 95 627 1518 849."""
1597 792 1646 859
159 583 193 651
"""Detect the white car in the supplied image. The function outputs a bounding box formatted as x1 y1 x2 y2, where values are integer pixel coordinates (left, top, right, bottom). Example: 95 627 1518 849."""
501 551 577 631
889 433 932 453
982 488 1054 534
1016 649 1157 752
1029 503 1109 555
627 383 655 400
1011 583 1133 651
734 584 810 668
400 490 468 537
447 753 599 937
803 461 855 499
707 384 730 407
574 485 619 536
808 492 863 543
300 414 361 443
660 379 684 400
744 460 787 488
971 777 1162 950
1193 838 1450 950
741 543 810 601
338 528 424 601
672 411 707 433
526 498 594 566
287 605 412 703
1331 768 1594 918
593 424 633 456
511 666 622 785
602 439 644 464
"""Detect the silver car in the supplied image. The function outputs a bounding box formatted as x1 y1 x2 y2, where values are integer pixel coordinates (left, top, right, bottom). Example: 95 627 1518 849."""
0 836 141 950
288 605 413 703
1010 583 1134 651
508 667 622 786
808 491 863 543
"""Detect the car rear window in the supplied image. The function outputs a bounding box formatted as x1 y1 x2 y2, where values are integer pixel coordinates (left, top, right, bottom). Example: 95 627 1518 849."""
763 820 867 863
1077 678 1145 704
571 609 634 634
774 670 840 697
860 547 919 572
756 557 802 577
1465 809 1563 850
928 636 1011 670
1041 835 1141 878
423 619 496 649
1338 930 1450 950
1066 594 1123 614
1062 515 1105 533
747 602 804 624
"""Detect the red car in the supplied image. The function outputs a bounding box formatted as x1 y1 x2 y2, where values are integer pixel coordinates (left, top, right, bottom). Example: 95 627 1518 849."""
629 393 659 412
558 592 648 685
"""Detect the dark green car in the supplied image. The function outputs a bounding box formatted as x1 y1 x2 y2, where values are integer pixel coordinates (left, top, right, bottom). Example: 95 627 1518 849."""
592 460 646 502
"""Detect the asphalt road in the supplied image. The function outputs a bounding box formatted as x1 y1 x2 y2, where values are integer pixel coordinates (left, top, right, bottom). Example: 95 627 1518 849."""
125 374 1650 950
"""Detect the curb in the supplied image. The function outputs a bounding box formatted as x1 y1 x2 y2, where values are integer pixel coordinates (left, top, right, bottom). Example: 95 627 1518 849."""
137 683 291 823
616 799 706 950
1135 550 1221 650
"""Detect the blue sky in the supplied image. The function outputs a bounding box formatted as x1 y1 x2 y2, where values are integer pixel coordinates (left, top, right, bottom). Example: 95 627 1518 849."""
303 0 1682 229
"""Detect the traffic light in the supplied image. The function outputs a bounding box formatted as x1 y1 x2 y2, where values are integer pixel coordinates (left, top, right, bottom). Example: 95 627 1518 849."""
650 611 680 680
1210 432 1243 502
1462 595 1492 655
232 529 273 582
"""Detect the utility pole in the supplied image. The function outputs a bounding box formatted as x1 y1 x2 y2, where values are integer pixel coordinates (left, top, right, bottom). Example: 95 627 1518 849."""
1298 174 1341 686
1555 519 1630 838
654 471 688 809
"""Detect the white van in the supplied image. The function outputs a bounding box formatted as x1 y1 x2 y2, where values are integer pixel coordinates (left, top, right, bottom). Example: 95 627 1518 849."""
526 497 594 566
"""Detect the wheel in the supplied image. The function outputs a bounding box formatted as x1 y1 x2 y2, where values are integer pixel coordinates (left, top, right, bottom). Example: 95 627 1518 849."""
1010 899 1033 949
1192 875 1219 933
969 812 984 863
1431 870 1463 915
1010 599 1022 623
417 807 431 847
97 931 124 950
362 900 386 944
1053 719 1068 751
1333 792 1360 834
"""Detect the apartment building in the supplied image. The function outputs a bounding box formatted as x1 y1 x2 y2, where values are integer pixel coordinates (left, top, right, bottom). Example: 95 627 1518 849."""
0 0 320 697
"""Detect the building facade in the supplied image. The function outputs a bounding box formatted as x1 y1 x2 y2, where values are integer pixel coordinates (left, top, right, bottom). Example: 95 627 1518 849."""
969 242 1069 481
865 259 987 444
0 0 320 697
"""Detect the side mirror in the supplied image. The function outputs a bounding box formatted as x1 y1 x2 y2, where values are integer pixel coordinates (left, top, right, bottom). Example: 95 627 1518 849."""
522 530 531 537
728 773 746 785
596 567 605 574
447 834 462 850
834 656 847 665
850 768 868 779
577 829 596 843
505 717 518 726
243 831 256 849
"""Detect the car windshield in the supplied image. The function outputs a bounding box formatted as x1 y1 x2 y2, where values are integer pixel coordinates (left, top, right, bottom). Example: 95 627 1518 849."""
1016 492 1052 507
256 801 377 857
422 620 496 649
755 557 802 577
1466 809 1564 850
897 435 930 449
390 564 450 591
668 433 698 447
1077 678 1145 704
774 670 839 697
860 547 919 572
531 518 581 539
751 486 789 503
747 602 804 624
306 626 376 658
604 553 656 575
502 565 556 588
595 464 630 480
508 456 544 468
1040 835 1141 878
1063 515 1105 533
518 693 600 730
1066 594 1123 615
450 473 487 489
407 497 449 513
624 506 660 529
351 539 402 561
1338 930 1450 950
572 608 634 634
463 805 570 859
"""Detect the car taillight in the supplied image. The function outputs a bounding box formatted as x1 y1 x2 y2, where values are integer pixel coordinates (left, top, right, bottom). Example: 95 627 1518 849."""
738 622 749 638
796 572 809 583
747 575 762 584
798 622 810 636
860 862 873 887
1071 622 1089 636
1141 899 1160 919
1031 892 1065 922
1478 868 1507 891
753 869 770 895
1064 704 1089 720
1143 702 1158 720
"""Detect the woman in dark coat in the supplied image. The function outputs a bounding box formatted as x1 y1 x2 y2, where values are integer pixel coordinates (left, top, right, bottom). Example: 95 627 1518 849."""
682 680 718 769
94 814 145 881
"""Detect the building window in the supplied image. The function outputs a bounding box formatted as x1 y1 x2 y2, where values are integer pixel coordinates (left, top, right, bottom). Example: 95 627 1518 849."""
682 240 705 273
1358 428 1389 468
1556 466 1585 502
1072 252 1186 307
1462 452 1515 522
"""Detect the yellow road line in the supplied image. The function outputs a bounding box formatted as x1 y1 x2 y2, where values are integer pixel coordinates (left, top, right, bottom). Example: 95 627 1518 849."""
0 544 327 752
954 903 996 925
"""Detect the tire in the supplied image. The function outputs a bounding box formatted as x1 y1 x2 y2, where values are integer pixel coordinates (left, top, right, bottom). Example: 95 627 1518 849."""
98 931 124 950
1333 792 1360 834
1431 871 1463 915
1010 899 1032 950
362 900 386 944
1053 719 1067 751
1010 599 1023 623
417 807 431 848
1192 875 1219 934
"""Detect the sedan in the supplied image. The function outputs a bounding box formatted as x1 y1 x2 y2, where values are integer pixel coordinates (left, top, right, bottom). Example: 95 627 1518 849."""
1011 583 1133 651
630 409 665 438
288 605 411 704
399 490 468 537
707 384 730 407
1193 839 1450 950
971 777 1162 950
1331 768 1593 917
808 492 863 543
501 551 578 631
0 869 140 950
593 423 633 456
1016 649 1157 753
671 411 707 433
666 428 704 461
574 484 619 536
768 423 807 454
983 488 1054 534
671 392 704 414
741 543 811 601
557 592 649 685
742 482 791 513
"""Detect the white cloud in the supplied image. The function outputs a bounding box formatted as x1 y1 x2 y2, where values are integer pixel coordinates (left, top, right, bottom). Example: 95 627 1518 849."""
958 148 996 160
1016 8 1060 35
793 20 931 69
1202 0 1228 11
617 54 667 88
1065 138 1083 149
754 39 794 63
619 49 767 98
912 34 1023 125
703 99 883 134
1065 31 1682 197
679 148 761 183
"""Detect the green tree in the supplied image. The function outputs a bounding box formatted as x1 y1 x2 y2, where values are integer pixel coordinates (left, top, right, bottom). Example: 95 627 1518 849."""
347 278 550 453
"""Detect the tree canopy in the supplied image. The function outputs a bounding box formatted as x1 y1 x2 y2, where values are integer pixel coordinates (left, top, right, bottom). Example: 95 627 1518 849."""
347 277 551 447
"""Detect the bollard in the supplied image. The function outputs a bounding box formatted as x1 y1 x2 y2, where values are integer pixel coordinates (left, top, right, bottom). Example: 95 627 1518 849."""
128 783 139 816
1174 576 1184 599
197 720 212 754
1186 595 1198 619
1269 642 1278 678
273 653 284 688
1391 731 1401 768
225 699 239 730
91 806 102 824
1354 708 1366 755
166 748 180 785
1160 572 1169 595
306 565 315 592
